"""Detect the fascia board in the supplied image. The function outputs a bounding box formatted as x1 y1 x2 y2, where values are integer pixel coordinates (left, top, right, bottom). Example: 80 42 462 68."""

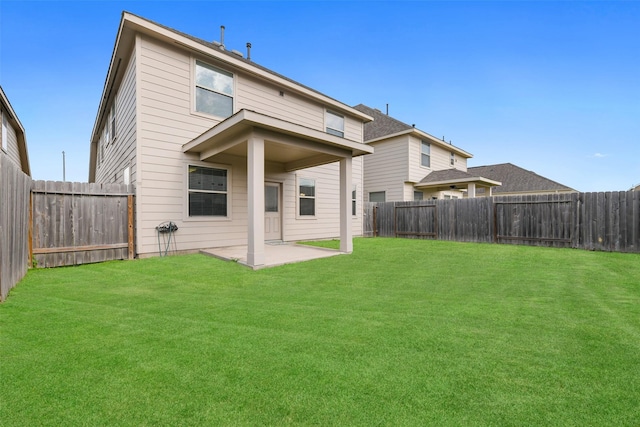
414 176 502 188
366 128 473 158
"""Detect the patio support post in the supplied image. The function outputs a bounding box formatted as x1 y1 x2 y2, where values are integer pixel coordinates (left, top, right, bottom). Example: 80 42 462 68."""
468 182 476 198
247 135 265 266
339 156 352 253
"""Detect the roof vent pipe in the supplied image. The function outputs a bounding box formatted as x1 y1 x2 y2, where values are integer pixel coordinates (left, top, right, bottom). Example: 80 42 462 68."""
246 42 252 61
220 25 225 49
386 103 389 115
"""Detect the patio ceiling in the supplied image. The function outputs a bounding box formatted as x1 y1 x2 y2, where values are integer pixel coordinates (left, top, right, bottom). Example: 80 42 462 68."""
183 109 373 171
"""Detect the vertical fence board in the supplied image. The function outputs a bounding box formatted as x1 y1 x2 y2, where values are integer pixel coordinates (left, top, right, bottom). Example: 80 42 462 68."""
0 155 31 301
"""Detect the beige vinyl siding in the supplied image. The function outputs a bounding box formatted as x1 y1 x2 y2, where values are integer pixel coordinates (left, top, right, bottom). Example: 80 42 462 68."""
363 136 408 202
133 35 366 255
281 157 364 241
0 109 21 170
235 76 321 130
407 135 468 184
136 36 224 255
235 73 363 142
95 47 138 185
344 116 363 143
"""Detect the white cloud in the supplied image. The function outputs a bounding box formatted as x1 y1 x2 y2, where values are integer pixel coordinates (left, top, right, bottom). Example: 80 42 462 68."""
590 153 608 158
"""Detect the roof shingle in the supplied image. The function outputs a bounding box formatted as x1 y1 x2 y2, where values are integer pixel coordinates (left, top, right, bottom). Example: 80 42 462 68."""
352 104 412 141
467 163 575 194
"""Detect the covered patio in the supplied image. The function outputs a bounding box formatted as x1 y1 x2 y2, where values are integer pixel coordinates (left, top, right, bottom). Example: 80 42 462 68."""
200 242 343 270
183 109 373 268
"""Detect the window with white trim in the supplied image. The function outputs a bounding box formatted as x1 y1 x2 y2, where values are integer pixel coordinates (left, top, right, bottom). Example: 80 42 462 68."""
369 191 385 202
414 191 424 201
299 178 316 216
421 141 430 167
195 60 234 118
326 110 344 137
352 185 357 216
188 165 228 216
1 111 7 152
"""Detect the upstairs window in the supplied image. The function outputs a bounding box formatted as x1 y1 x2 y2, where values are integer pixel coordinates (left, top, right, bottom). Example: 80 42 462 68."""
421 141 430 167
195 61 234 118
326 110 344 137
299 178 316 216
188 165 228 217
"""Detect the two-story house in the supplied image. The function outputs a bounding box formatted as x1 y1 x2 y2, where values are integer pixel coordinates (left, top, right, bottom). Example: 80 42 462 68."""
88 12 373 267
353 104 499 201
0 86 31 176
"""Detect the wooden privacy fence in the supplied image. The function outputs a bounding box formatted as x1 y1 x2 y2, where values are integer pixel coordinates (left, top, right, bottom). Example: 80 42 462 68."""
0 155 31 302
364 192 640 253
1 175 135 301
31 181 135 268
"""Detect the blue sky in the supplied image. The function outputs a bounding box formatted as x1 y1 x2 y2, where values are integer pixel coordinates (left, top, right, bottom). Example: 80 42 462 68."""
1 1 638 191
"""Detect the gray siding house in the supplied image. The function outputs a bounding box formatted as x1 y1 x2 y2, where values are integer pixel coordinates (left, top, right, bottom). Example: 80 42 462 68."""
0 86 30 176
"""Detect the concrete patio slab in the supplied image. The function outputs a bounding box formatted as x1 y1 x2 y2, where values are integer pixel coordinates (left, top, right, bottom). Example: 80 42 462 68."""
200 242 344 269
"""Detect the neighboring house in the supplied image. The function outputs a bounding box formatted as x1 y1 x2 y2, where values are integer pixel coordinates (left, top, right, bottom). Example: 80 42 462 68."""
88 12 373 267
0 86 31 176
632 184 640 192
353 104 499 201
467 163 576 196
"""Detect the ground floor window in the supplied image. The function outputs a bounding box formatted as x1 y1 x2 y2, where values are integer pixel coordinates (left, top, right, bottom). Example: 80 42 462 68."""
369 191 385 202
414 191 424 201
299 177 315 216
188 165 228 216
352 186 357 216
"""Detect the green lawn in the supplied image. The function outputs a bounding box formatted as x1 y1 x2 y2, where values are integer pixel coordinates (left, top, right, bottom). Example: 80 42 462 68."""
2 238 639 426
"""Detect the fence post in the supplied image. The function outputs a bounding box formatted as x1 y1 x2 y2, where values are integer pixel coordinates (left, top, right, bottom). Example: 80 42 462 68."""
28 191 33 267
128 194 134 260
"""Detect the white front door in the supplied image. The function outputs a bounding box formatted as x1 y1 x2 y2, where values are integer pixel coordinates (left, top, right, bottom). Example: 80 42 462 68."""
265 182 282 241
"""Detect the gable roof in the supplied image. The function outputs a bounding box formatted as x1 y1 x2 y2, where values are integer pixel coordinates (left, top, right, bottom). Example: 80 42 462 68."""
467 163 575 194
0 86 30 176
352 104 472 158
91 12 372 146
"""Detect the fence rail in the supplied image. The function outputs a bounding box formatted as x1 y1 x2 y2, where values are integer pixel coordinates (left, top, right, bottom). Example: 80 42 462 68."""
364 192 640 253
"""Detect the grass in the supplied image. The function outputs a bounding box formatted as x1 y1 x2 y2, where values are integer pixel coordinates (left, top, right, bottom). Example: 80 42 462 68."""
1 238 640 426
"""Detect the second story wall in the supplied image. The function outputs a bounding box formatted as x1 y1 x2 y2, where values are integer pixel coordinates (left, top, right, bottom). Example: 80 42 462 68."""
0 103 27 174
95 46 138 186
363 135 408 202
407 135 468 184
